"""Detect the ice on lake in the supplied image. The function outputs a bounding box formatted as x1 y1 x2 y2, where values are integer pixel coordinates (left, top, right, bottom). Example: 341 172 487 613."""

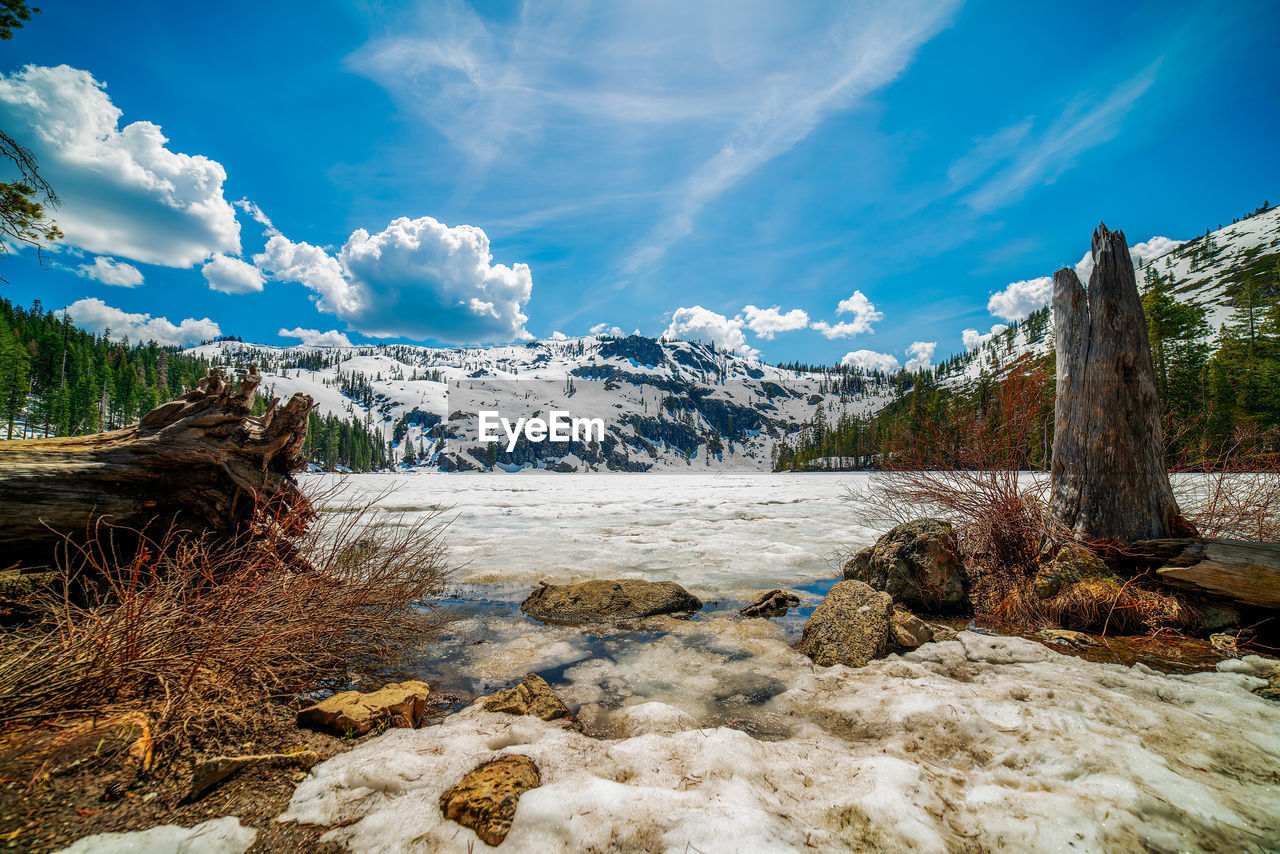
287 472 1280 853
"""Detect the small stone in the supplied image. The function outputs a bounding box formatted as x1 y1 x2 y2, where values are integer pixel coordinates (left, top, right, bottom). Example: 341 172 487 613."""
890 608 934 650
739 589 801 618
297 681 430 736
439 755 541 846
484 674 581 731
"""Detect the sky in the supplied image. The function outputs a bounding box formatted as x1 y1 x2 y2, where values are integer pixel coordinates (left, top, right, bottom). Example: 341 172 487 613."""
1 0 1277 371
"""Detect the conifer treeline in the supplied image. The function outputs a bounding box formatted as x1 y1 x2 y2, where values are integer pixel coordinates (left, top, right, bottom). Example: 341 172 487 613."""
777 241 1280 471
0 297 392 471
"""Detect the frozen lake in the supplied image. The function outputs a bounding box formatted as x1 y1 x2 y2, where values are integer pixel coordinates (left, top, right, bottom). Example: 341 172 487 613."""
286 472 1280 852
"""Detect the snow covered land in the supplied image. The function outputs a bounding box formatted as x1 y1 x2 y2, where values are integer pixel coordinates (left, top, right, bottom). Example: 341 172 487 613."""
277 473 1280 853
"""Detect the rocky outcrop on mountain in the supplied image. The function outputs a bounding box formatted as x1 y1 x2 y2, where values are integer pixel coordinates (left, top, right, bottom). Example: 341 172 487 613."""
801 580 893 667
520 579 702 624
843 519 968 611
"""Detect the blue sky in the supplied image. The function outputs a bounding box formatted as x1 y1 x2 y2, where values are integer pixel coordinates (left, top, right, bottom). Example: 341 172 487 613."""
1 0 1276 370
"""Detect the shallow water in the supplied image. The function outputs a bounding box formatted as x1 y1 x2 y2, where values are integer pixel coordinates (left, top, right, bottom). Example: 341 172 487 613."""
288 472 1280 853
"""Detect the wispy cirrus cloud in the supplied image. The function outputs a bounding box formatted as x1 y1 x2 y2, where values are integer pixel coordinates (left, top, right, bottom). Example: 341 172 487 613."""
352 0 959 270
952 64 1160 213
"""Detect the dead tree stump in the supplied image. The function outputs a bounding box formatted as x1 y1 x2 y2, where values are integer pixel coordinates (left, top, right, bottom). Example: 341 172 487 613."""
0 366 315 568
1050 224 1191 543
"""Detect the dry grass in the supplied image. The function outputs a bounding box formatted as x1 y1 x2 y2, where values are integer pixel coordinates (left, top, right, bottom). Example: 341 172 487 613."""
996 576 1199 635
0 482 452 762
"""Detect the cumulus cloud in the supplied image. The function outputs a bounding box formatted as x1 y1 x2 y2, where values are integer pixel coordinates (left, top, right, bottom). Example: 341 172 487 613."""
812 291 883 338
202 254 265 294
257 217 533 345
662 306 758 358
0 64 240 267
905 340 936 372
63 297 219 346
741 305 809 340
549 330 568 341
589 322 626 338
235 199 278 235
841 349 900 373
278 327 352 347
77 255 143 287
987 276 1052 322
1074 234 1183 284
962 323 1008 351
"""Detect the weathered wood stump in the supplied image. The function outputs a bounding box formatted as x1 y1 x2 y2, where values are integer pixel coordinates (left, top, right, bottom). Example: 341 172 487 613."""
1050 224 1192 543
0 366 314 568
1132 538 1280 609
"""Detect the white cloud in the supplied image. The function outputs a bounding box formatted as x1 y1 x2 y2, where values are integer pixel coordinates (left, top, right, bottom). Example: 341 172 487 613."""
589 323 625 338
742 305 809 340
1074 234 1183 284
987 276 1052 322
254 234 353 311
905 340 936 372
0 64 240 267
962 323 1008 352
549 330 568 341
841 349 900 373
202 254 265 294
235 198 278 235
63 297 219 346
662 306 758 358
811 291 884 338
278 327 352 347
77 255 143 287
352 3 957 267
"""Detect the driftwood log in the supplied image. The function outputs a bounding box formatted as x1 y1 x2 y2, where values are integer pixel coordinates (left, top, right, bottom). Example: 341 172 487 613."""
1132 538 1280 609
1050 224 1192 543
0 366 314 568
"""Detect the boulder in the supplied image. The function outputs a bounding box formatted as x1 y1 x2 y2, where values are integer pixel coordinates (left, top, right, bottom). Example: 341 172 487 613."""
739 589 801 618
889 608 934 650
1033 543 1112 599
297 680 430 736
801 580 893 667
520 579 702 624
484 674 581 731
439 755 541 846
842 520 967 611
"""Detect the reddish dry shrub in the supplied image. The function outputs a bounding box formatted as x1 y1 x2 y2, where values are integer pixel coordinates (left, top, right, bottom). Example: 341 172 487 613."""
0 482 451 758
846 363 1058 598
996 577 1198 635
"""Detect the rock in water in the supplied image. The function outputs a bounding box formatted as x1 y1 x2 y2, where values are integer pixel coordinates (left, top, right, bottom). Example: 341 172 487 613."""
842 519 967 611
1033 543 1112 599
297 681 430 736
520 579 702 624
801 580 893 667
484 673 581 730
439 755 541 846
890 608 934 650
739 589 801 618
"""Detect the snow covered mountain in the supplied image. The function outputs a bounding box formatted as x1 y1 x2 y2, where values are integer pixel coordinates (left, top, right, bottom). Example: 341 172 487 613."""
935 205 1280 386
189 335 895 472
